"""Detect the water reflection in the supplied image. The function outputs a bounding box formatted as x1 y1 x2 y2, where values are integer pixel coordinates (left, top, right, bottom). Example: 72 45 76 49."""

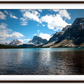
0 48 84 75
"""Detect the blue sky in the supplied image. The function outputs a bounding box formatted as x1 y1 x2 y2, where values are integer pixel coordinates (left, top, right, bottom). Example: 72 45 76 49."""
0 9 84 43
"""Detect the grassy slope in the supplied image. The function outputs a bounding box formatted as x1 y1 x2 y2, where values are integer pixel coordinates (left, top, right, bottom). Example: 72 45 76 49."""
51 39 77 48
43 41 56 47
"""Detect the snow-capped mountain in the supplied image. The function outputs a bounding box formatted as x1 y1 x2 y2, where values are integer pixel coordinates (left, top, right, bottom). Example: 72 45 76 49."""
9 39 23 46
27 35 47 45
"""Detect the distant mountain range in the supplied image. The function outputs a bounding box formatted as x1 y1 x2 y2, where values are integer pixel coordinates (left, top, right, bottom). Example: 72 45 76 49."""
1 18 84 48
17 35 48 48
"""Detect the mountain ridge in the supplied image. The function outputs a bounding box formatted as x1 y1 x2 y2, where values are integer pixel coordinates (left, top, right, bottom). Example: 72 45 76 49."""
2 17 84 48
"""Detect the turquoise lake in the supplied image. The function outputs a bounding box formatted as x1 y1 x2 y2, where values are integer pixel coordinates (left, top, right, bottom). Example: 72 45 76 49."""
0 48 84 75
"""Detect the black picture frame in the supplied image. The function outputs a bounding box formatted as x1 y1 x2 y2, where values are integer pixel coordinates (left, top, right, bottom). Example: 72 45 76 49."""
0 1 84 83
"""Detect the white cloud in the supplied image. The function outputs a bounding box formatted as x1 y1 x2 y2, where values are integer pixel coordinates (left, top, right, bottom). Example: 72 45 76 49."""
24 10 41 23
20 9 71 31
18 39 24 43
41 14 69 31
38 9 42 12
9 32 24 38
59 9 71 20
20 17 28 25
20 9 41 26
0 40 11 44
34 34 37 36
0 37 6 40
4 10 8 15
39 33 51 40
0 23 12 38
10 13 18 19
42 24 45 27
52 9 59 12
20 17 27 22
37 30 40 35
0 23 7 29
0 30 9 38
21 22 28 26
18 39 31 43
24 39 31 41
0 11 6 20
37 30 40 32
0 23 24 43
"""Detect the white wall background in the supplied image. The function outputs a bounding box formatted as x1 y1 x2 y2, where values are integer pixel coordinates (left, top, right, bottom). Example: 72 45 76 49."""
0 2 84 81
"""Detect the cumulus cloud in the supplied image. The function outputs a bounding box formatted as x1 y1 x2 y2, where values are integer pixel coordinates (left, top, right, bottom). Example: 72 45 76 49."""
38 9 42 12
18 39 31 43
20 9 41 26
0 11 6 20
41 14 70 31
9 32 24 38
23 10 41 22
59 9 71 20
0 37 6 40
0 23 12 39
4 10 8 15
10 13 18 19
20 17 28 26
0 23 24 43
39 33 51 40
0 23 7 29
20 9 71 31
34 31 51 40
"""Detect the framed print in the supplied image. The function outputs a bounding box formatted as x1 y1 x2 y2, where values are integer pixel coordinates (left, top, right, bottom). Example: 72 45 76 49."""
0 0 84 83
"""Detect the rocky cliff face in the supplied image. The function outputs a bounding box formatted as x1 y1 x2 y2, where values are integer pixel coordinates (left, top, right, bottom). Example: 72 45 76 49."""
53 18 84 47
9 39 23 46
43 18 84 48
28 35 47 45
47 25 71 44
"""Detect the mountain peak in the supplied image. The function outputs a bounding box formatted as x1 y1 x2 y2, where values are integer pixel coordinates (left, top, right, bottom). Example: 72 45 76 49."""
9 39 23 46
28 35 47 45
13 39 18 42
72 18 84 26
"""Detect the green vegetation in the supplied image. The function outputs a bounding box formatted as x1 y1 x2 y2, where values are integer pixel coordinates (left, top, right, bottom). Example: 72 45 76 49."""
0 44 27 49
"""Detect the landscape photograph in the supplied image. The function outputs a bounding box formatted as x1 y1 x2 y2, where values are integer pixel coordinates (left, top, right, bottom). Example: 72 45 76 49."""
0 9 84 75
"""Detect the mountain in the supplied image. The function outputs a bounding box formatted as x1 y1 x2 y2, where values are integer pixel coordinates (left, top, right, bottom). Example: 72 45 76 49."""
0 42 9 45
17 44 35 48
28 35 47 45
51 18 84 47
17 36 48 48
43 25 71 47
7 18 84 48
47 25 71 43
9 39 23 46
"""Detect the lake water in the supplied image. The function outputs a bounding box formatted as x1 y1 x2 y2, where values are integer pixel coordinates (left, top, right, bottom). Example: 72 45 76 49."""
0 48 84 75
